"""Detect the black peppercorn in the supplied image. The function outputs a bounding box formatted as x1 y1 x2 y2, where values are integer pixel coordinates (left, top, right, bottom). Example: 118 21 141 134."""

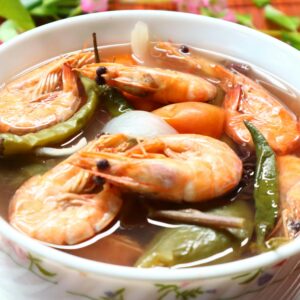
96 66 107 77
96 159 110 170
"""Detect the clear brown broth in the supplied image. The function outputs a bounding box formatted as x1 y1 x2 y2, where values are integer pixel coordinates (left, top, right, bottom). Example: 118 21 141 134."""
0 43 299 267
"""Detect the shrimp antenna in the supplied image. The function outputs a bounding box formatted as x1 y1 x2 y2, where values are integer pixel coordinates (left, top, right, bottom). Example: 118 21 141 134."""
92 32 100 63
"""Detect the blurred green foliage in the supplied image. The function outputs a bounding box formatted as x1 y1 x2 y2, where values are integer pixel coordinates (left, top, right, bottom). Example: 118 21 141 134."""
0 0 35 30
265 5 300 32
253 0 270 8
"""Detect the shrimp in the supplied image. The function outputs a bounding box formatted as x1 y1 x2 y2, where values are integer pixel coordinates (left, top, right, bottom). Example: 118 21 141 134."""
277 155 300 239
76 63 217 104
9 138 123 245
0 64 85 135
152 42 300 155
153 102 225 138
76 134 242 203
223 81 300 155
0 51 95 135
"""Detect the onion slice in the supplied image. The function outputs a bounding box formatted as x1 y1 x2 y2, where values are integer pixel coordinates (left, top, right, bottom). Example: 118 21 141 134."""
35 137 87 157
131 21 150 64
102 111 177 138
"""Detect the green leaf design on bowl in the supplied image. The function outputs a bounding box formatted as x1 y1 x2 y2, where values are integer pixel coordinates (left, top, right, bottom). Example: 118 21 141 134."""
155 283 203 300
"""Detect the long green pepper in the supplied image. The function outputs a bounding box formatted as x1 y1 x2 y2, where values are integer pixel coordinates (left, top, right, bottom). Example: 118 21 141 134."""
99 85 133 117
0 77 100 156
244 121 279 250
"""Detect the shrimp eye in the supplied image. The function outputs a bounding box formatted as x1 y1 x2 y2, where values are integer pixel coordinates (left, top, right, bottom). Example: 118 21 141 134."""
93 176 105 186
96 66 107 77
179 45 189 54
97 159 110 170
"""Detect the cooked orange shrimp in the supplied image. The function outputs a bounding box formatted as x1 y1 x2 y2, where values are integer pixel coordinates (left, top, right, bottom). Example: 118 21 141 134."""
151 42 227 81
9 138 123 245
224 84 300 155
277 155 300 239
0 51 95 135
76 63 217 104
152 42 300 154
0 64 83 135
76 134 242 203
4 51 94 96
153 102 225 138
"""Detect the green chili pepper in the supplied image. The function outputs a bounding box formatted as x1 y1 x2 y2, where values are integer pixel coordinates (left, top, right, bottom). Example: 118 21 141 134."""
0 77 100 156
100 86 133 117
244 121 279 250
135 200 254 268
265 237 290 250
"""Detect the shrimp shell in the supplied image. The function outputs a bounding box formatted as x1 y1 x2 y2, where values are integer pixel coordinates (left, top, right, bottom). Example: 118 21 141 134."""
9 139 122 245
77 134 242 203
0 51 95 135
277 155 300 239
77 63 217 104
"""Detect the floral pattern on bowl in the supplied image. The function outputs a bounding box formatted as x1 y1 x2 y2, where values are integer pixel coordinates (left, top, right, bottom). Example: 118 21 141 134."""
1 234 299 300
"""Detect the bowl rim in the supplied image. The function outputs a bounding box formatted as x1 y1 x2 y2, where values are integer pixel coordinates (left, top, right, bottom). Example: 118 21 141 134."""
1 10 300 282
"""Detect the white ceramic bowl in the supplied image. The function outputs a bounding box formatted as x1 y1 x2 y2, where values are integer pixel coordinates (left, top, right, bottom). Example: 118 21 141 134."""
0 10 300 300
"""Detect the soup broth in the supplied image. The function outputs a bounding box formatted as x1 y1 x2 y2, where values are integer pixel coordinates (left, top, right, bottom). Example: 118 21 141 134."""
1 42 299 268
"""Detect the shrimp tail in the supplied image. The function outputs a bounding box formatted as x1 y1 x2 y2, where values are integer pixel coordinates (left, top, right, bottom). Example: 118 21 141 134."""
62 64 80 97
67 51 95 68
32 66 61 97
223 85 255 147
223 85 242 111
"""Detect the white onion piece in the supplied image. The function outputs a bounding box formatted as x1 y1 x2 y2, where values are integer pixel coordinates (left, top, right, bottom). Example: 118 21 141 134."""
102 111 177 138
131 21 150 64
35 137 87 157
